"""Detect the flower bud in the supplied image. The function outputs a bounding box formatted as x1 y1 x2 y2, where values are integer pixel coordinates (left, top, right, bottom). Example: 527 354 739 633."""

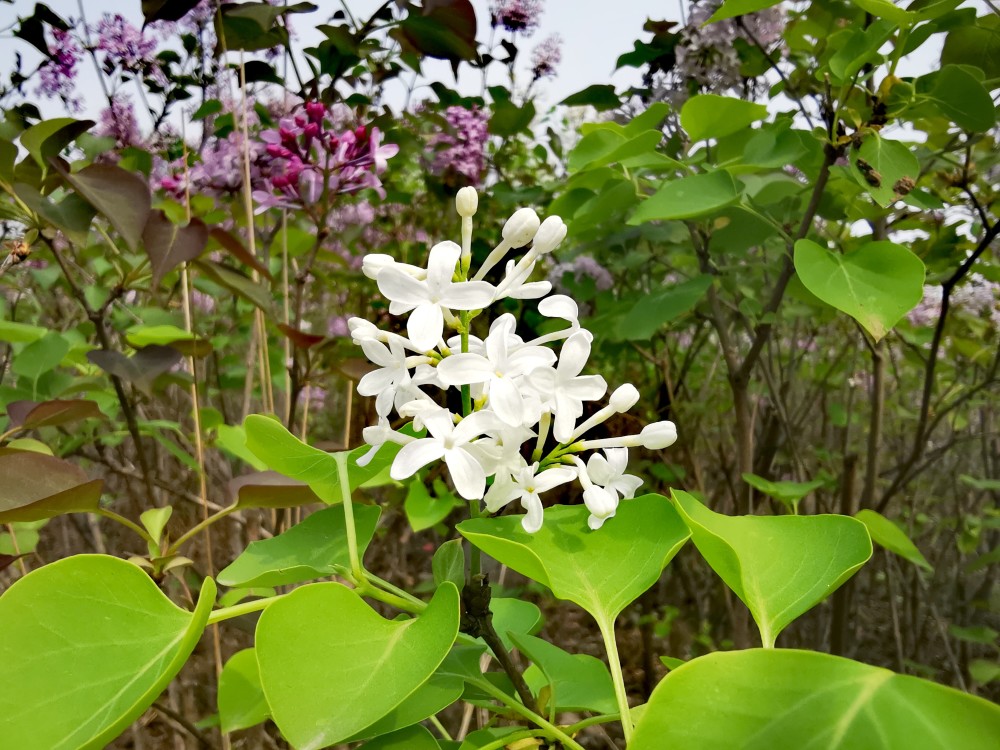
639 421 678 450
456 187 478 217
583 486 618 530
610 384 640 412
362 253 395 280
502 207 540 247
531 215 567 255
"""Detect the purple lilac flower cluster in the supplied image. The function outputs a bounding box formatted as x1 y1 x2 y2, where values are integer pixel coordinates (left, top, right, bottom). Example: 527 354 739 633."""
549 255 615 294
491 0 543 36
155 130 268 199
907 279 1000 328
253 102 399 211
95 96 142 151
530 33 562 80
36 28 81 110
94 14 165 85
675 0 786 91
429 106 490 187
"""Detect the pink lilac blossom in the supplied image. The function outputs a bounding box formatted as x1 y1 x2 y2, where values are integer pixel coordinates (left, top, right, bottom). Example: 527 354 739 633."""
491 0 543 36
253 102 399 211
94 14 164 84
36 28 81 110
530 33 562 80
95 96 141 150
429 106 490 187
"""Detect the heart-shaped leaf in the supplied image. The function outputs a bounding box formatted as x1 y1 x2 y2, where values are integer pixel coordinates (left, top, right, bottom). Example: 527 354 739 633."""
0 451 103 523
347 674 463 742
229 471 323 510
0 554 215 750
848 133 920 207
87 345 184 395
458 494 690 626
217 504 381 588
56 163 151 251
143 210 209 287
513 633 618 715
629 170 739 223
218 648 270 734
6 398 104 430
256 581 459 750
20 118 93 168
671 490 872 647
680 95 768 142
631 649 1000 749
794 239 925 341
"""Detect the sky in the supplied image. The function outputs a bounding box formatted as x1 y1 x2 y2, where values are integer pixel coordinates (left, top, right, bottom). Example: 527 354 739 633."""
0 0 992 124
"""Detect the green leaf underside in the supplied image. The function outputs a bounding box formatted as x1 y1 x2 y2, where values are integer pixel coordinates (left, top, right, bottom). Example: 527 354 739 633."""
671 490 872 647
217 503 381 588
458 494 690 624
0 555 215 750
856 509 933 571
629 170 739 223
218 649 270 734
680 94 768 142
255 582 459 750
794 239 925 341
359 724 440 749
0 451 103 523
631 649 1000 750
513 632 618 714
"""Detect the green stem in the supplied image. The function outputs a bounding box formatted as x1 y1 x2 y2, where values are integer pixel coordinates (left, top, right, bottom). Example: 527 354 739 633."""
597 614 633 744
355 581 423 613
365 572 427 610
428 714 453 742
477 679 586 750
567 714 621 734
167 504 238 556
334 452 363 580
207 594 286 625
96 508 154 545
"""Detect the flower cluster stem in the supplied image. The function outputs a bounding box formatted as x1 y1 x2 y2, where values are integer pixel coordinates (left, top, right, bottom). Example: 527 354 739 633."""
598 613 633 744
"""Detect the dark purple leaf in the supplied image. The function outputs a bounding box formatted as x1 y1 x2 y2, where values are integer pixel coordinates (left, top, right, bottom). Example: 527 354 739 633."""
230 471 323 510
143 210 209 287
6 399 104 429
54 162 151 251
86 345 183 395
0 451 103 523
209 227 273 280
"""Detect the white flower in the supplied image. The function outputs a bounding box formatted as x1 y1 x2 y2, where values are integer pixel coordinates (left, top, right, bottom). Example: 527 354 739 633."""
437 314 555 426
390 408 501 499
377 241 495 351
583 485 618 530
485 461 577 533
357 337 430 416
526 330 607 442
362 254 425 281
357 417 414 466
495 258 552 300
587 448 643 501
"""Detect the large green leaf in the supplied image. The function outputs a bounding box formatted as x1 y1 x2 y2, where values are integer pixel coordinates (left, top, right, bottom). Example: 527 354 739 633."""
794 239 925 341
360 725 440 750
707 0 783 24
618 275 712 341
941 14 1000 79
512 633 618 715
631 649 1000 749
680 95 768 143
348 674 463 742
629 171 739 223
218 648 270 733
256 581 459 750
243 414 398 504
671 490 872 647
848 133 920 208
0 451 103 523
458 494 690 624
920 65 997 132
0 555 215 750
20 117 93 169
217 504 381 588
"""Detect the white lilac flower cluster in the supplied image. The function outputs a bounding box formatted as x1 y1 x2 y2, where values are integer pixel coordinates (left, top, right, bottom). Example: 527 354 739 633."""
349 188 677 532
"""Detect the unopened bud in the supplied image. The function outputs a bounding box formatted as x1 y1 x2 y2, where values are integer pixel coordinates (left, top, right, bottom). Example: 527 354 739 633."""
502 207 540 247
362 254 395 280
610 384 640 412
639 421 678 450
583 486 618 530
532 215 567 255
456 187 478 217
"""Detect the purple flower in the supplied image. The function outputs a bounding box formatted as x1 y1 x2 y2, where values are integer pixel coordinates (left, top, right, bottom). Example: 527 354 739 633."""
36 28 81 110
95 14 160 73
429 105 490 187
492 0 543 36
530 33 562 80
95 96 141 150
549 256 614 294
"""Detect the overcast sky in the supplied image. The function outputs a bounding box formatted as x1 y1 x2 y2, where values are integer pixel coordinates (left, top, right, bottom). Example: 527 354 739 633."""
0 0 991 124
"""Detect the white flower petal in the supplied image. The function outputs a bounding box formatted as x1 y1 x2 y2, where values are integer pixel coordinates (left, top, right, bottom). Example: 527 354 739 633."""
558 331 593 377
441 280 497 310
587 453 613 485
357 367 396 397
445 447 487 499
390 439 445 480
484 474 518 512
567 374 607 402
520 492 545 533
614 474 644 499
425 241 462 290
538 294 579 324
534 466 576 493
436 353 494 385
453 409 503 443
508 280 552 299
407 302 444 351
377 267 427 308
489 375 524 426
606 447 629 475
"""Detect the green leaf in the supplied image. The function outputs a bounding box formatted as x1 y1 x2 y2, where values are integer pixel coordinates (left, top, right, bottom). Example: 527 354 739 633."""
193 259 272 310
848 133 920 207
921 65 997 132
6 399 104 430
142 210 209 287
215 423 268 470
827 21 896 84
0 319 47 344
229 471 323 510
567 130 626 173
140 506 172 546
513 633 618 714
631 649 1000 750
458 495 690 624
707 0 783 23
217 504 381 588
86 345 183 396
742 473 826 513
360 725 440 750
856 509 932 571
405 479 456 531
850 0 916 24
489 99 535 137
20 118 93 169
671 490 872 647
629 171 739 223
0 554 215 750
56 163 151 251
13 183 96 244
348 674 463 742
432 538 465 589
256 582 459 750
941 14 1000 79
125 325 210 357
243 414 397 504
218 649 270 734
0 451 103 523
794 239 925 341
680 95 768 142
560 84 621 111
488 598 544 652
11 330 69 384
619 275 712 341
